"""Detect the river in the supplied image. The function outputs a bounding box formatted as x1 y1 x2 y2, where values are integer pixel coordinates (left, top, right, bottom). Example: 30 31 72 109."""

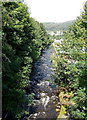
29 46 58 119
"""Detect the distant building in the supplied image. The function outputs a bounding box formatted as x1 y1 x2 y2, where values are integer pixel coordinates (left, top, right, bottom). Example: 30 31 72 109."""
47 31 63 36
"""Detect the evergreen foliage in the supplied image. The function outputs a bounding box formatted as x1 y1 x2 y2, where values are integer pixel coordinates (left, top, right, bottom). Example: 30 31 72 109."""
53 2 87 119
2 1 52 119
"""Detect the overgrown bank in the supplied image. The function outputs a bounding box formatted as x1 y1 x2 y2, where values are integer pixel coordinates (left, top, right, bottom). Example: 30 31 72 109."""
52 2 87 119
2 1 52 119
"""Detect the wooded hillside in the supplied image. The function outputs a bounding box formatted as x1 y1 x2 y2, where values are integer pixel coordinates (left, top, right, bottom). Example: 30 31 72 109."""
43 20 75 31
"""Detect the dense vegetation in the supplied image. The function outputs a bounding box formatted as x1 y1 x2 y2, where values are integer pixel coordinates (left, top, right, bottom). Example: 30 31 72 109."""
2 1 52 119
43 20 75 31
2 1 87 120
52 2 87 119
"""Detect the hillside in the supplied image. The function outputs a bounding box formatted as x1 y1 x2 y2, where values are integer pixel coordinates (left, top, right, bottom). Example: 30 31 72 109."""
43 20 75 31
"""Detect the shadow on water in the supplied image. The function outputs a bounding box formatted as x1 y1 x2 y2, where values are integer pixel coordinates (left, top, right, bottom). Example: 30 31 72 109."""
29 46 58 119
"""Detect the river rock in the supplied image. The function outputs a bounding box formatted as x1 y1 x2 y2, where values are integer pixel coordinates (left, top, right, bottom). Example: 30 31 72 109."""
29 47 58 119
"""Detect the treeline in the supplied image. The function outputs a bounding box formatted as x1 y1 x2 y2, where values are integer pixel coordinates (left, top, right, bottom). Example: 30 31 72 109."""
43 20 75 31
53 2 87 119
2 1 52 119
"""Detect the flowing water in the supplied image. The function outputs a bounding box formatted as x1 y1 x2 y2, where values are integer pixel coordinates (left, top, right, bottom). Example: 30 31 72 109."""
29 46 58 120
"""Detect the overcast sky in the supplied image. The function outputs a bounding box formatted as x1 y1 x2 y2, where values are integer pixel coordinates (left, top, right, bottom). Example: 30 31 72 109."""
24 0 86 23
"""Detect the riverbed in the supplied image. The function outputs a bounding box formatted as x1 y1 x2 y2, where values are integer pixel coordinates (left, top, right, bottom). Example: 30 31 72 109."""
29 46 58 119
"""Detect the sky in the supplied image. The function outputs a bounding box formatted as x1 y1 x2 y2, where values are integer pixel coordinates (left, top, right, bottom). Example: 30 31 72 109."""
24 0 86 23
